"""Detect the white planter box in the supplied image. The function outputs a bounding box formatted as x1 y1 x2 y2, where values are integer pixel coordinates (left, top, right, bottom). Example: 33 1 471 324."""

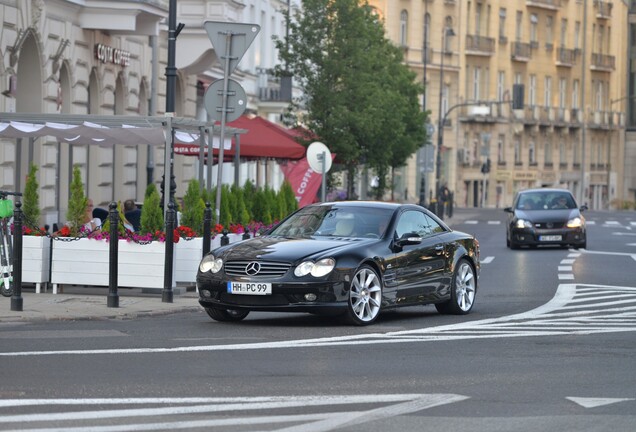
22 236 51 293
51 238 176 294
174 233 246 285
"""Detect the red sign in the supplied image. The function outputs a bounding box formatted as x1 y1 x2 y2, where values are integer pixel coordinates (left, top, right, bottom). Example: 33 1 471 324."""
279 154 335 207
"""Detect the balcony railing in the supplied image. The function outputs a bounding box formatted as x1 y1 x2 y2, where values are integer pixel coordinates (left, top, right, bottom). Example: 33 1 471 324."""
594 0 613 19
465 35 495 55
556 47 577 67
526 0 562 10
590 53 615 71
511 42 532 61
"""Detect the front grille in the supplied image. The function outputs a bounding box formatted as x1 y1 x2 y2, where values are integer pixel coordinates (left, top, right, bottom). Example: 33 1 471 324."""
534 222 565 229
224 260 291 278
219 292 289 306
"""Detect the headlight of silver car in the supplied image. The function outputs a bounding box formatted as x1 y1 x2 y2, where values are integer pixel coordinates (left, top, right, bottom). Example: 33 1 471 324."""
515 219 533 229
199 254 223 273
567 217 584 228
294 258 336 277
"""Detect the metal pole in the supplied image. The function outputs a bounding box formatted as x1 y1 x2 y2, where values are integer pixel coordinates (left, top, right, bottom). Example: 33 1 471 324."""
321 151 326 202
107 201 119 308
419 3 429 207
435 28 449 219
162 202 176 303
203 202 212 257
579 0 588 205
214 31 234 223
10 200 23 312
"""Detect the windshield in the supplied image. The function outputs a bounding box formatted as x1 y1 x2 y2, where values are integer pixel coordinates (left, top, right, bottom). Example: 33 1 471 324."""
516 191 577 210
269 205 394 239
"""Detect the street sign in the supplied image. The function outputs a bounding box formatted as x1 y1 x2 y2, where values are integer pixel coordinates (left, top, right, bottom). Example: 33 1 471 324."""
307 142 332 174
204 22 260 75
204 78 247 122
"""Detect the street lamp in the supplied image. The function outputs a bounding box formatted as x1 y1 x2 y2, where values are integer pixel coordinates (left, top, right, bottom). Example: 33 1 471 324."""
435 26 455 218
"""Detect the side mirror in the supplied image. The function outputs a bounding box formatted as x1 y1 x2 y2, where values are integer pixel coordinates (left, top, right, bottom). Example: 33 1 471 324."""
395 232 423 247
504 207 513 213
579 205 588 212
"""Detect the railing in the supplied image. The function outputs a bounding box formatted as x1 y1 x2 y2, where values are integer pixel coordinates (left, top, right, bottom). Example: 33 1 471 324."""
591 53 615 71
511 42 532 61
594 0 613 19
465 35 495 55
526 0 562 9
556 47 576 67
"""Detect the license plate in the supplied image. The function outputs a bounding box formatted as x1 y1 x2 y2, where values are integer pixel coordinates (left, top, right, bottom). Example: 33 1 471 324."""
539 235 562 241
227 281 272 295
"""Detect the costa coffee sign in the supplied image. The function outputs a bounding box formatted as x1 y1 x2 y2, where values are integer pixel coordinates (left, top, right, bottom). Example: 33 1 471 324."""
94 44 130 67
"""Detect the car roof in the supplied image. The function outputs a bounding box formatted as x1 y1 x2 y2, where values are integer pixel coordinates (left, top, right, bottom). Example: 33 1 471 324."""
311 200 403 210
516 188 575 196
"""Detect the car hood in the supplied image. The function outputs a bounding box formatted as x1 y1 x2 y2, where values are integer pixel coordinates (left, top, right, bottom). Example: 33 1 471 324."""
218 236 367 262
515 208 580 222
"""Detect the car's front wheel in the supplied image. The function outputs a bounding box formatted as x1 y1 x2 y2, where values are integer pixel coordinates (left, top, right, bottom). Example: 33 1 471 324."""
436 259 476 315
205 307 250 322
345 265 382 325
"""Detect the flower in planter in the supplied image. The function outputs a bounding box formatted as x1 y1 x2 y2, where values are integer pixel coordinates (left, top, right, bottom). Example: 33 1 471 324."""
23 226 48 236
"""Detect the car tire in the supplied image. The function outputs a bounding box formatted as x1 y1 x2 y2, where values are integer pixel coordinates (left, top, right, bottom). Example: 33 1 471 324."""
205 307 250 322
435 259 476 315
509 237 519 249
344 265 382 326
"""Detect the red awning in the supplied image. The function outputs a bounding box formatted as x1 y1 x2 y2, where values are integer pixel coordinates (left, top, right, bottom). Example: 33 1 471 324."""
174 115 306 161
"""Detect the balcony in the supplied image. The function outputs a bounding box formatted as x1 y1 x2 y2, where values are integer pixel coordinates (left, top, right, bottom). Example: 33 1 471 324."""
589 110 623 129
526 0 562 10
465 35 495 56
590 53 615 71
556 47 577 67
257 71 292 103
511 42 532 62
594 0 613 19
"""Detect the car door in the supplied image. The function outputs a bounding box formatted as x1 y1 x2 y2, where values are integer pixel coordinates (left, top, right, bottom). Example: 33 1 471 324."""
394 210 447 305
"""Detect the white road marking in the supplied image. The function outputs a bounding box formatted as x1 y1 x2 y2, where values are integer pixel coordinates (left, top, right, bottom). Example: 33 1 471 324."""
558 274 574 280
586 221 596 225
480 256 494 264
465 220 478 224
605 221 621 225
487 221 500 225
2 284 636 356
612 232 636 236
567 397 635 409
561 259 576 264
0 394 469 432
558 266 572 272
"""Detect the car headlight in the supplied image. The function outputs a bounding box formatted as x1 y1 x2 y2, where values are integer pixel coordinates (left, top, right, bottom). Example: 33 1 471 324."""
294 258 336 277
199 254 223 273
567 217 584 228
515 219 533 229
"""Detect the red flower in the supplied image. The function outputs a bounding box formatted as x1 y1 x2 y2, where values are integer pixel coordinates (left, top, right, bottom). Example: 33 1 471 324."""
56 226 71 237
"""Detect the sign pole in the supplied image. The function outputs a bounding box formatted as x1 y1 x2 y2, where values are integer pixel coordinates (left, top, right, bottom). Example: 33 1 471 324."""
214 31 233 223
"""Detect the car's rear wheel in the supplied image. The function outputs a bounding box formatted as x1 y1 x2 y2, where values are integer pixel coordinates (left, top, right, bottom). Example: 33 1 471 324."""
436 259 476 315
345 265 382 326
205 307 250 322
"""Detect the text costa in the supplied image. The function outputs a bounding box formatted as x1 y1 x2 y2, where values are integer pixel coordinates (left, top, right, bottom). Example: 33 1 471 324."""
94 44 130 67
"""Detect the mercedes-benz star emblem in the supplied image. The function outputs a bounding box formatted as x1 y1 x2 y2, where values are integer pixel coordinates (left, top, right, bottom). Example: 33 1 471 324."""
245 262 261 275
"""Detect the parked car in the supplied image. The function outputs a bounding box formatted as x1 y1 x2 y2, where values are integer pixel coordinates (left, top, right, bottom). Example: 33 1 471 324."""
504 188 587 249
196 201 480 325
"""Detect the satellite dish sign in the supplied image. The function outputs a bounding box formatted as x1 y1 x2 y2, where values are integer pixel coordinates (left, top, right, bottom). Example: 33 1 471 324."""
306 142 332 174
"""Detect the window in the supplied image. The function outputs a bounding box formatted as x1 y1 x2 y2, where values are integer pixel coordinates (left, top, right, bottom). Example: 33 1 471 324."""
573 141 580 164
396 210 443 238
515 11 523 41
497 71 505 101
473 67 481 100
423 13 431 63
475 3 482 36
497 134 506 164
529 141 536 165
499 8 507 39
544 76 552 108
572 80 580 109
546 16 554 45
595 80 604 111
574 21 580 49
514 138 521 164
529 75 537 106
559 78 567 109
442 84 450 121
400 10 408 46
559 141 566 166
561 18 568 47
530 14 538 44
544 139 553 165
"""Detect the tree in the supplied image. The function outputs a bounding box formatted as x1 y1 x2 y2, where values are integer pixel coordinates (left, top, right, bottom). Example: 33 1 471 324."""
22 164 40 227
181 179 206 235
274 0 427 199
140 184 164 235
66 165 88 236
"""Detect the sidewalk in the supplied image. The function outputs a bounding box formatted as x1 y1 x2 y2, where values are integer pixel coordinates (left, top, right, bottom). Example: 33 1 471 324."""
0 286 201 323
0 208 474 323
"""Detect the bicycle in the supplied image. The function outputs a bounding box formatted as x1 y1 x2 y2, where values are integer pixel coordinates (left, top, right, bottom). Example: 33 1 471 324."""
0 190 22 297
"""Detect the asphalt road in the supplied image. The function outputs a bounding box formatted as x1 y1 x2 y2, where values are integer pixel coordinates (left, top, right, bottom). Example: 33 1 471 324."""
1 208 635 431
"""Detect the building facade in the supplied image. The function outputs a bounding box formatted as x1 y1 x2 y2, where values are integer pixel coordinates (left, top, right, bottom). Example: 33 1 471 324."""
0 0 297 227
370 0 632 209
